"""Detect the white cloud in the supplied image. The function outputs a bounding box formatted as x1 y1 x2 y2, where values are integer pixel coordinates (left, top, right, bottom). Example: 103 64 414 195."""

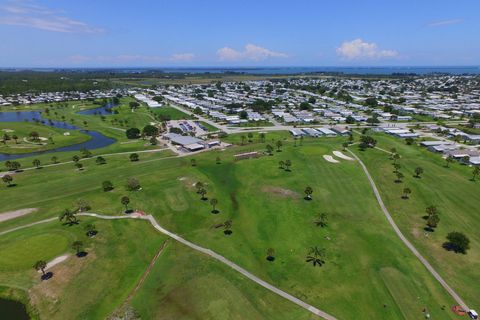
336 39 398 60
427 19 463 27
0 0 104 33
170 53 195 62
217 44 288 61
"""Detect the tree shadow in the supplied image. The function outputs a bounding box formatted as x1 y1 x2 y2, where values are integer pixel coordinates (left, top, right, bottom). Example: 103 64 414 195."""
422 215 429 220
424 226 434 232
442 242 465 254
304 197 312 201
41 272 53 281
124 209 134 214
401 195 409 199
6 184 17 188
201 197 208 201
76 251 88 258
224 230 233 235
266 256 275 262
211 210 219 214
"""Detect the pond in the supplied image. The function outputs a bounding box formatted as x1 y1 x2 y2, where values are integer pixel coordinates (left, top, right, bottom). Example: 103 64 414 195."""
0 105 116 161
0 298 29 320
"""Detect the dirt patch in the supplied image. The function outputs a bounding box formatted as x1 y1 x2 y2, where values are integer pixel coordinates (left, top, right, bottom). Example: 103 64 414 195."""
29 251 96 312
0 208 37 223
262 186 300 199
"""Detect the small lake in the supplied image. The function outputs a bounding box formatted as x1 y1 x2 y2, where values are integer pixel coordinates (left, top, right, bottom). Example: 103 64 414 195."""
0 298 29 320
0 104 116 161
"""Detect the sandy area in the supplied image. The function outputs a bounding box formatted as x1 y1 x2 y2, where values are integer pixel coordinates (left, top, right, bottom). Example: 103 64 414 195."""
323 155 339 163
333 151 354 161
40 254 70 272
0 208 37 223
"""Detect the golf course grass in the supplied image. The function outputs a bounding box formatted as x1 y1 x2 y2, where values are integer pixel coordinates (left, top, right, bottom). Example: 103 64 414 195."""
0 122 90 155
355 132 480 307
1 130 474 319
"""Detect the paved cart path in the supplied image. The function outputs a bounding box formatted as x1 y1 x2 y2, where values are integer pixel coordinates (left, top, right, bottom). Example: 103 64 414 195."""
347 148 469 311
0 212 337 320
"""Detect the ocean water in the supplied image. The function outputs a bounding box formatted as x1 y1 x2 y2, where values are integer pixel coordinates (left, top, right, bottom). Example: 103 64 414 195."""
125 66 480 75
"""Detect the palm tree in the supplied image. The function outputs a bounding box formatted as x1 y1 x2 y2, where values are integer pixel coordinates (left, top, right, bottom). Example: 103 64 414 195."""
427 214 440 229
313 213 328 227
425 205 438 218
195 182 204 194
72 241 84 256
12 134 18 144
51 156 58 164
414 166 424 178
121 196 130 212
210 198 219 213
76 199 91 212
241 135 246 145
2 174 13 187
96 156 106 165
33 260 47 277
299 135 304 146
247 132 253 142
304 186 313 200
285 160 292 171
392 153 400 164
402 187 412 199
84 223 97 237
395 171 404 183
223 220 232 235
216 156 221 164
72 155 80 163
276 140 283 152
342 142 349 151
199 188 207 200
59 209 78 226
129 153 139 162
305 246 326 267
266 248 275 261
393 163 401 173
472 166 480 181
259 132 266 143
278 160 285 169
266 144 273 155
33 159 41 168
191 159 196 167
75 163 83 170
445 155 454 168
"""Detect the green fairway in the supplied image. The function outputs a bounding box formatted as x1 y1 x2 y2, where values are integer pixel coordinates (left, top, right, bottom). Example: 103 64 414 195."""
355 132 480 307
0 122 90 154
151 106 193 120
0 131 469 319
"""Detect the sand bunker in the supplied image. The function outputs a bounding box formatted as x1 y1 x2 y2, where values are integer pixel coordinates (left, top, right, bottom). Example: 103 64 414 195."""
323 155 339 163
38 254 69 272
333 151 354 161
0 208 37 223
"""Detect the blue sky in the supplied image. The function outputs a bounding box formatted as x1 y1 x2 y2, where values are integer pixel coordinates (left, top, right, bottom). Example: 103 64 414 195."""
0 0 479 67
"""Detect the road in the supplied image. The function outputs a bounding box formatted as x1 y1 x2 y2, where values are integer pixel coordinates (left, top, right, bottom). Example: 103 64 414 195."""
346 148 469 311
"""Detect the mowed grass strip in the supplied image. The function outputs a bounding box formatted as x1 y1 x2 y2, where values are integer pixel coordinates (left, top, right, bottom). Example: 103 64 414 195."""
356 132 480 307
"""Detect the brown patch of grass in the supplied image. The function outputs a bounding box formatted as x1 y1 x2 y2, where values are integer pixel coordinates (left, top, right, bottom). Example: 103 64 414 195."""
28 251 97 314
261 186 300 199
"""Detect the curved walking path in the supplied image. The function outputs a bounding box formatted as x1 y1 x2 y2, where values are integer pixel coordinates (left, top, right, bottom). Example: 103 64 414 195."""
0 212 336 319
78 213 337 320
346 148 469 311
